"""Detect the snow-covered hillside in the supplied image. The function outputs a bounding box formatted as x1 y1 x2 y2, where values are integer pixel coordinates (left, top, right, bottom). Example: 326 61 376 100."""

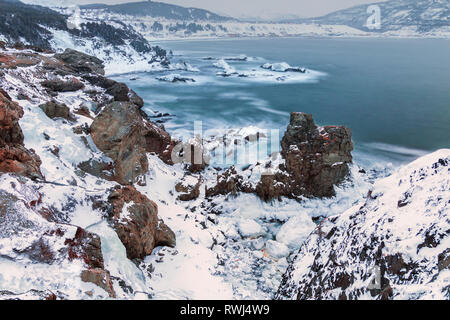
277 150 450 300
0 0 171 75
296 0 450 36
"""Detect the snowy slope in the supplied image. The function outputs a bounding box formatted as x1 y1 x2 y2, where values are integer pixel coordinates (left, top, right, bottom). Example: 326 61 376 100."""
277 149 450 300
297 0 450 34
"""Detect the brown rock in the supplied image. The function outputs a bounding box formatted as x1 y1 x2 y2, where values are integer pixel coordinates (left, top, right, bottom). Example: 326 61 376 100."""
81 269 116 298
64 227 104 270
0 92 43 179
206 166 253 198
55 49 105 76
175 175 202 201
39 101 74 121
90 101 149 185
41 78 84 93
258 112 353 200
90 101 174 184
107 186 175 260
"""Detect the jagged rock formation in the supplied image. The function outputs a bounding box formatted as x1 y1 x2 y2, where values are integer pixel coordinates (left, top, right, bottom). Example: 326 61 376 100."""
107 186 176 260
55 49 106 76
279 112 353 198
0 44 175 298
0 92 43 179
175 174 202 201
206 112 353 202
276 150 450 300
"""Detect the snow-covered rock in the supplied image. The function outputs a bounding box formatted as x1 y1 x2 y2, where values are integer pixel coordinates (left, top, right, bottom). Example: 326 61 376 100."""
236 219 265 238
277 149 450 300
265 240 290 260
276 215 316 251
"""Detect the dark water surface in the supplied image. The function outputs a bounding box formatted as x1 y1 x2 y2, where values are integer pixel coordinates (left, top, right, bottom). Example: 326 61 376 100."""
114 37 450 166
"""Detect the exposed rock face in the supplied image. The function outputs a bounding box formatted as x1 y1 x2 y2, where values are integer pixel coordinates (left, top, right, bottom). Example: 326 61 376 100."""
81 269 116 298
41 78 85 93
206 166 253 198
83 75 144 108
253 112 353 201
90 101 174 185
175 175 202 201
55 49 105 76
39 101 74 121
205 113 353 202
0 92 42 179
90 101 150 185
276 150 450 300
64 227 104 270
280 112 353 198
107 186 176 260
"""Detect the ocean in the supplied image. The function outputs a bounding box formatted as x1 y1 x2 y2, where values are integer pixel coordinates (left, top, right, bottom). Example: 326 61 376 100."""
112 37 450 169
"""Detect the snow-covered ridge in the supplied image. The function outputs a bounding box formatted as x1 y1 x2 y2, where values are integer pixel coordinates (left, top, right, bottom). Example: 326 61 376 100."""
52 0 450 40
276 149 450 300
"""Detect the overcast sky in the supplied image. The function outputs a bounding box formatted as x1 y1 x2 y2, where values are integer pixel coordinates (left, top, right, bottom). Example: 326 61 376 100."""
35 0 387 18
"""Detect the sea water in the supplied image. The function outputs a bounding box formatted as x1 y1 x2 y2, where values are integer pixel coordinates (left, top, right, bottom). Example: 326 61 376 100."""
112 37 450 169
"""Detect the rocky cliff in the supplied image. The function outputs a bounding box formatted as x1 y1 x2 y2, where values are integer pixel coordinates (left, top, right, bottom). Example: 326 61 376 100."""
0 43 175 299
276 150 450 300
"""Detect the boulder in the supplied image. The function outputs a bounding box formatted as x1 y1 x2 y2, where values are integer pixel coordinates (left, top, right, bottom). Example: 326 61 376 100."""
90 101 149 185
55 49 105 76
41 78 84 93
107 186 176 260
0 92 43 179
81 269 115 298
175 175 202 201
90 101 174 184
257 112 353 200
39 101 74 121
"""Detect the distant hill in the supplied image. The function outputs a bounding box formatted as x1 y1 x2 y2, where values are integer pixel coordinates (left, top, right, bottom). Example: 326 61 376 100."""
81 0 231 22
286 0 449 33
0 0 154 51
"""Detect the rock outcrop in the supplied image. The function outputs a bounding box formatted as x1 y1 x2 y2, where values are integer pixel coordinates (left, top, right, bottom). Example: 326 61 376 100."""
0 92 42 179
90 101 175 185
255 112 353 201
90 101 150 185
175 174 202 201
55 49 105 76
81 269 116 298
107 186 176 260
280 112 353 198
205 112 353 202
276 150 450 300
41 78 85 93
39 101 75 121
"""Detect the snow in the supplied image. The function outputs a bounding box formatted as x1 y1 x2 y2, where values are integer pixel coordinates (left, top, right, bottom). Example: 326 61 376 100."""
1 43 448 300
236 219 265 238
278 149 450 300
265 240 290 259
276 215 316 250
